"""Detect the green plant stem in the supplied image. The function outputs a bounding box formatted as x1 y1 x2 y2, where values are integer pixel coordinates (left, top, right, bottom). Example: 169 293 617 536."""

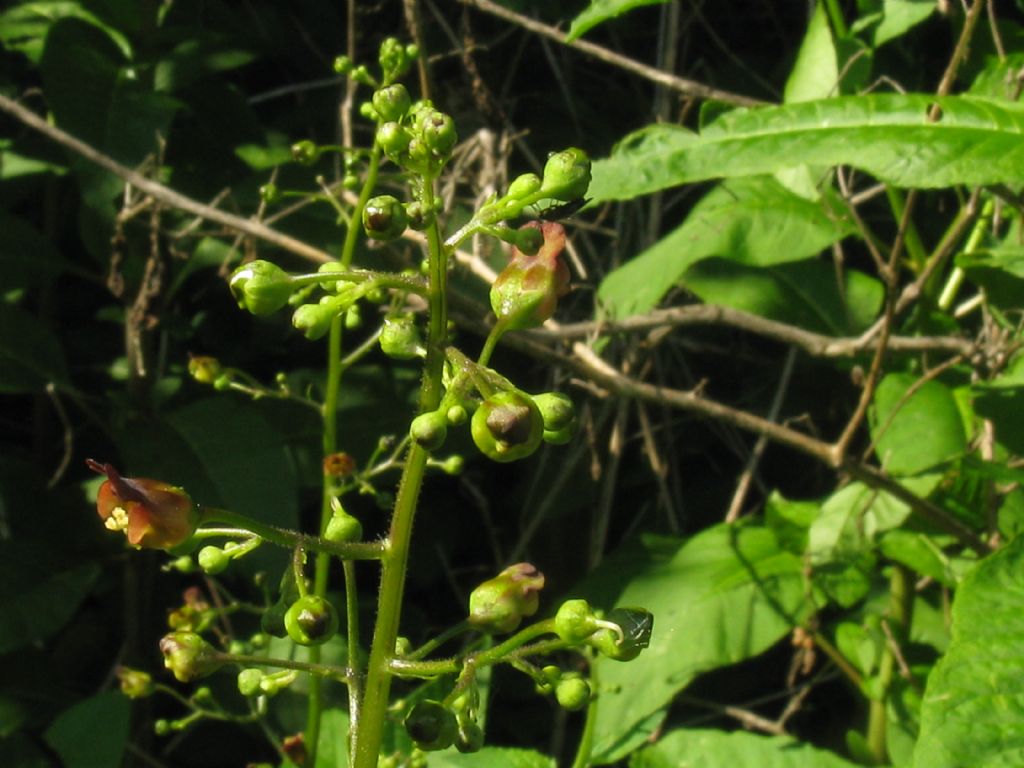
340 145 382 269
291 269 426 296
866 565 913 764
352 176 449 768
216 651 348 682
937 197 993 310
198 508 384 560
570 661 599 768
407 619 471 661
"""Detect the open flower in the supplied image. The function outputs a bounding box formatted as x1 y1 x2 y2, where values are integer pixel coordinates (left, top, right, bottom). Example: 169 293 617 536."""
87 459 198 550
490 221 570 331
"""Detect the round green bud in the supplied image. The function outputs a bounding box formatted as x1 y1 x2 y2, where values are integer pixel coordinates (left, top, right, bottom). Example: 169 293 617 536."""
351 64 374 86
404 700 457 751
324 508 363 543
317 261 346 293
154 719 171 736
418 110 457 157
333 55 353 75
344 303 362 329
507 172 543 201
446 404 467 426
468 562 545 634
229 260 295 316
540 147 592 202
343 173 360 190
372 84 412 122
358 100 377 120
188 356 222 385
410 410 448 451
380 315 424 359
197 545 230 575
291 140 320 166
554 599 599 643
534 392 577 433
259 183 279 203
439 455 464 475
292 297 344 340
513 225 544 255
363 195 409 241
455 719 484 753
284 595 339 646
238 668 263 697
377 121 412 159
213 374 233 391
404 200 435 231
555 676 591 711
471 390 544 463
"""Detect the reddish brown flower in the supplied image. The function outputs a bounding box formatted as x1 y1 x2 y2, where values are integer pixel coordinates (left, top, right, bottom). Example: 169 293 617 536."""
490 221 570 331
87 459 198 550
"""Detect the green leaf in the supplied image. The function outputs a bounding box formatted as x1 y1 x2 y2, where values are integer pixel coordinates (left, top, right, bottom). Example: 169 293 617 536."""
871 373 967 475
913 534 1024 768
0 1 132 64
428 747 556 767
0 302 70 393
566 0 669 41
572 524 812 763
596 177 853 318
44 691 129 768
957 246 1024 309
880 529 959 586
630 728 861 768
0 542 100 655
589 94 1024 202
681 258 883 335
874 0 936 47
783 2 838 104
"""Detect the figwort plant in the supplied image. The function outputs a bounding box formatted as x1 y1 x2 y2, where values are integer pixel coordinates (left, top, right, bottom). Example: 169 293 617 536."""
88 39 651 767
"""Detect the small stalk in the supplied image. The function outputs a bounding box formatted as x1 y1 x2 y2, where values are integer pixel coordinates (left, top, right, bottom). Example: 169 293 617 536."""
866 565 913 764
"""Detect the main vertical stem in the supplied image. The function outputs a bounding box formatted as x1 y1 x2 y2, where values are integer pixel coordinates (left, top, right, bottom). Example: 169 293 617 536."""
352 177 448 767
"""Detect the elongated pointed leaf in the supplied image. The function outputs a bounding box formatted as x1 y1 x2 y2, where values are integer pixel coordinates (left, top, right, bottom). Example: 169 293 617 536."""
913 534 1024 768
589 94 1024 202
596 177 853 318
567 0 669 41
632 728 861 768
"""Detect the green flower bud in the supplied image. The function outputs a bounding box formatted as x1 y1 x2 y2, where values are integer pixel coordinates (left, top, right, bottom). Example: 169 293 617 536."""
404 200 435 231
316 261 346 293
291 140 320 166
543 425 575 446
512 225 544 255
471 390 543 463
117 667 154 699
534 392 576 432
213 374 233 391
418 110 457 157
159 632 224 682
187 356 222 385
446 404 467 426
372 84 412 122
377 121 412 159
404 700 457 751
410 410 448 451
238 668 263 697
455 719 484 753
154 719 171 736
490 222 570 331
259 670 297 696
439 455 464 475
555 676 591 711
259 182 279 203
324 506 363 543
554 598 600 643
284 595 339 646
507 172 542 201
343 173 360 190
540 147 591 202
292 297 345 340
229 260 296 317
379 37 411 79
363 195 409 241
333 55 353 75
380 315 424 359
468 562 545 634
197 545 230 575
352 64 375 86
345 303 362 329
587 607 654 662
359 100 377 119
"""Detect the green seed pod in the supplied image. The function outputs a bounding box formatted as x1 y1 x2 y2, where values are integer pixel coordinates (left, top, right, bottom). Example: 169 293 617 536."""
372 83 412 122
410 410 448 451
404 200 435 231
534 392 576 433
404 700 457 751
237 668 263 697
284 595 339 646
259 182 279 204
471 390 543 463
290 140 320 166
539 147 592 202
587 607 654 662
455 719 484 753
229 260 296 316
197 545 230 575
158 632 224 682
188 356 222 385
512 224 544 255
380 315 424 359
507 172 542 201
363 195 409 241
468 562 545 634
554 598 600 643
555 676 591 711
324 506 363 543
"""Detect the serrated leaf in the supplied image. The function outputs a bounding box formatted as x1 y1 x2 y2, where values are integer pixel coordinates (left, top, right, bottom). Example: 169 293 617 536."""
589 94 1024 202
43 691 129 768
631 728 861 768
571 524 812 763
566 0 669 41
913 534 1024 768
681 257 883 335
596 177 853 318
871 373 967 475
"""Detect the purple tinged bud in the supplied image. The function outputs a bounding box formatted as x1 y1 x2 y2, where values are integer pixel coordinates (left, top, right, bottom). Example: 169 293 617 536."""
468 562 545 634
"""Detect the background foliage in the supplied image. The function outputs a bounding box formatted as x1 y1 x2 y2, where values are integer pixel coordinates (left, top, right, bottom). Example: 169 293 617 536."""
3 0 1024 766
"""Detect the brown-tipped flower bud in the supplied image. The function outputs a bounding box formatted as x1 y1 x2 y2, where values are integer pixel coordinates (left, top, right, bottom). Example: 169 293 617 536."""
540 147 591 202
284 595 339 646
87 460 198 550
159 632 224 682
323 452 356 478
471 390 544 463
490 222 570 331
229 260 296 316
117 667 154 699
363 195 409 241
468 562 545 634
